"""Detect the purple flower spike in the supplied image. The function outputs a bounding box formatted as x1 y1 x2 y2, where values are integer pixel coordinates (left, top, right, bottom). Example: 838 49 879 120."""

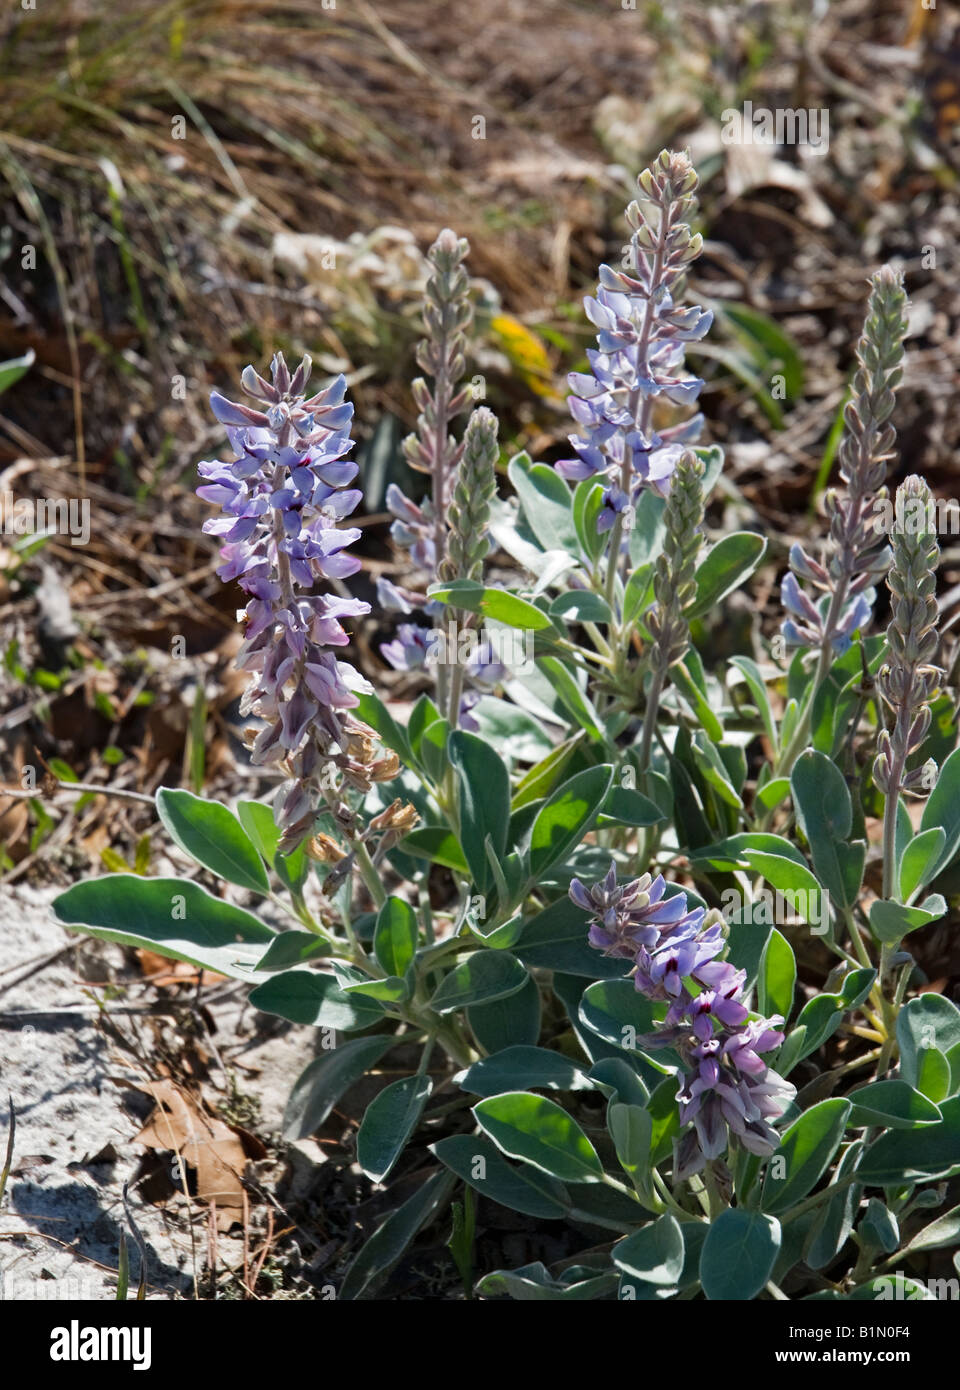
198 352 395 851
573 861 796 1173
555 151 711 537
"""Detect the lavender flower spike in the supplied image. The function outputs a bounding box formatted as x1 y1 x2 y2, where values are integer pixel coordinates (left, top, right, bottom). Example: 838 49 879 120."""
573 862 795 1176
556 150 711 535
198 352 395 852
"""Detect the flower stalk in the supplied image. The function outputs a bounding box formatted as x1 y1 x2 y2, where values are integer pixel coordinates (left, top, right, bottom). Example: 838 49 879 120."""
874 474 942 904
777 267 908 781
638 449 705 771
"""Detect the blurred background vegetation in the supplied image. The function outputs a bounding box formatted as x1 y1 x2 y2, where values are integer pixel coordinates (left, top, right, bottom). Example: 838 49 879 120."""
1 0 959 884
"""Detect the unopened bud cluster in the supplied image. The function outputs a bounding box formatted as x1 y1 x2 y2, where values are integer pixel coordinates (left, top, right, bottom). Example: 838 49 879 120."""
874 474 942 796
783 267 907 654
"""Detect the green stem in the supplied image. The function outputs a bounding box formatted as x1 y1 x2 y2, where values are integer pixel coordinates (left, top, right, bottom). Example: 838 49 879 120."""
637 665 666 775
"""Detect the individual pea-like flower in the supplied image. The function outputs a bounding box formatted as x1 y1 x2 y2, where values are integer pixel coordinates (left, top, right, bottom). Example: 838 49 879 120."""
458 640 510 732
556 150 712 534
380 622 431 673
380 626 507 731
198 351 393 852
573 862 795 1176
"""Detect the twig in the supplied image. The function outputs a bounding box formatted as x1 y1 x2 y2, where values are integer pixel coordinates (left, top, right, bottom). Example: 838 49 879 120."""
0 780 155 806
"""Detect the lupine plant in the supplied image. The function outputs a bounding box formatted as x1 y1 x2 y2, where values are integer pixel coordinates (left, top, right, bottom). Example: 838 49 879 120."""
52 150 960 1302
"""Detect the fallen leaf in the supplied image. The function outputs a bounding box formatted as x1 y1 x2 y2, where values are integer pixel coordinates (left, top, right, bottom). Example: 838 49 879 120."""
135 949 226 988
131 1079 247 1227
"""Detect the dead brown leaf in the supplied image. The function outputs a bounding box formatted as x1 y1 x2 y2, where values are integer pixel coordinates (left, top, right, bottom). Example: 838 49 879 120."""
131 1079 247 1229
134 949 226 988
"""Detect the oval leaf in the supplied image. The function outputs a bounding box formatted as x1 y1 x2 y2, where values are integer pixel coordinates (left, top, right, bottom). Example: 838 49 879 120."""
700 1209 781 1300
473 1092 604 1182
157 789 269 893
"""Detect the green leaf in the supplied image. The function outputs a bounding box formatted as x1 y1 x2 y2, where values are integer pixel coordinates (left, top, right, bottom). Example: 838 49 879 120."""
408 693 442 758
720 302 804 400
283 1036 394 1139
572 477 608 564
859 1198 899 1255
919 745 960 881
588 1059 649 1108
725 916 772 995
627 489 667 566
430 1135 569 1220
429 951 528 1014
791 751 865 908
0 348 35 396
427 580 554 630
249 969 384 1030
419 715 451 782
612 1214 684 1286
579 978 671 1064
804 1139 864 1271
688 532 766 621
847 1080 942 1130
236 800 307 895
52 875 273 981
762 1099 851 1214
869 895 946 946
623 563 654 626
527 765 613 879
255 932 329 972
353 691 413 764
758 928 796 1021
340 973 409 1004
339 1169 456 1300
457 1046 595 1097
646 1076 682 1164
729 655 778 754
467 696 554 762
670 662 723 743
777 968 876 1073
397 826 470 873
607 1103 653 1193
473 1092 604 1183
900 1203 960 1255
844 1275 938 1301
596 786 665 829
448 730 510 893
512 737 581 810
858 1097 960 1184
756 776 792 813
897 995 960 1091
477 1263 619 1301
465 976 541 1053
742 850 822 900
535 657 605 741
156 789 269 894
549 591 612 625
508 453 578 554
700 1209 781 1301
357 1075 433 1183
915 1047 952 1103
514 897 629 979
689 832 809 873
373 896 419 977
899 827 947 901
